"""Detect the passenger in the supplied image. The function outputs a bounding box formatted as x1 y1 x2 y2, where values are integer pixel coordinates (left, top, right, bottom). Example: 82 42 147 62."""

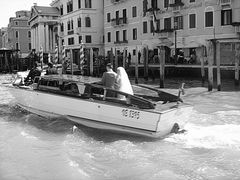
97 63 117 89
24 62 41 85
46 62 58 75
115 67 133 95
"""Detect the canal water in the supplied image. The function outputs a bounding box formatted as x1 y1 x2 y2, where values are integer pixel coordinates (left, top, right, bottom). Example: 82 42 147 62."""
0 75 240 180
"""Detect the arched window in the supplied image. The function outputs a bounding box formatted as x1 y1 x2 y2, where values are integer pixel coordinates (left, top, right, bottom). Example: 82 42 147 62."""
85 17 91 27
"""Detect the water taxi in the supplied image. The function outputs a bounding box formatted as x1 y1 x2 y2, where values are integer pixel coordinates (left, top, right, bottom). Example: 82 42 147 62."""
8 74 192 138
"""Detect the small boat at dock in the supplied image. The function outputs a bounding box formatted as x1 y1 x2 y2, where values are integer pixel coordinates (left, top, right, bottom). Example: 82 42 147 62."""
7 74 192 138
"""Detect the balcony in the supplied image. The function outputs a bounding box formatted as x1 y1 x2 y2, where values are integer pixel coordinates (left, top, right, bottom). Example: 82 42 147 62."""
169 0 184 7
67 30 74 35
111 17 128 27
111 0 125 4
231 22 240 33
114 40 128 44
220 0 231 5
159 28 174 33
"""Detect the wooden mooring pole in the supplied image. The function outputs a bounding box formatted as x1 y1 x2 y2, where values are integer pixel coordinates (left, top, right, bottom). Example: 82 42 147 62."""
135 47 139 84
143 46 149 81
216 42 221 91
114 48 118 72
200 46 205 86
207 41 214 91
235 43 240 86
159 46 165 88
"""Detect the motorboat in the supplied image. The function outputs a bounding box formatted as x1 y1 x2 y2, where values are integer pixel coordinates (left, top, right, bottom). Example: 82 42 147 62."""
7 74 192 138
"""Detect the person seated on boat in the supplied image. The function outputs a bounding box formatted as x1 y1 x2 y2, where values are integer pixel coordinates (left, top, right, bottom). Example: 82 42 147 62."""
96 63 117 88
24 62 41 85
46 62 58 75
63 83 79 95
114 67 133 99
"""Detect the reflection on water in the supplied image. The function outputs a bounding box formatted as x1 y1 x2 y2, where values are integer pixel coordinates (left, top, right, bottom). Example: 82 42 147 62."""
1 75 240 180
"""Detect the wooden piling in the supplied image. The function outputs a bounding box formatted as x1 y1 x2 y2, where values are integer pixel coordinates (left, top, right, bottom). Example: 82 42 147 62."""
123 47 126 69
200 46 205 86
135 47 139 84
110 48 114 65
216 42 221 91
114 48 118 72
235 43 240 86
90 48 94 76
143 46 149 81
159 46 165 88
207 41 214 91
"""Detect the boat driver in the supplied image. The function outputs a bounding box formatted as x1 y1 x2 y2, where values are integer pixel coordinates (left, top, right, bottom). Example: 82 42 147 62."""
24 62 41 85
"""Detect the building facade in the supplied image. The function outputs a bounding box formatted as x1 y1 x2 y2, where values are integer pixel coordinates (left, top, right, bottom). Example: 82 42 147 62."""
51 0 104 66
2 10 31 58
104 0 240 65
29 4 60 63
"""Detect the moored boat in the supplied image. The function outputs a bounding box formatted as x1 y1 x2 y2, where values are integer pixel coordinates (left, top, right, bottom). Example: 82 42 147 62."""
7 74 192 138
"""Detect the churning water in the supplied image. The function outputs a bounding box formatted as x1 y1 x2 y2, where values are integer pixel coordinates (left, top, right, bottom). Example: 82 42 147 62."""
0 75 240 180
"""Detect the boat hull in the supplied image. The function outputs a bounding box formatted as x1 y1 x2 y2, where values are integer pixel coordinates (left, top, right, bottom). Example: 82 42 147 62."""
8 86 192 138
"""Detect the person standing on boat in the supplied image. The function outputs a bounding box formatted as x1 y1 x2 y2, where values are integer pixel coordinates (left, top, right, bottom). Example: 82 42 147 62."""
115 67 133 95
97 63 117 89
24 62 41 84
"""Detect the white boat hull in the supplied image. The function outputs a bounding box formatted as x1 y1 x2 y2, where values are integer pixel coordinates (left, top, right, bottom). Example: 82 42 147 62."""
8 86 192 138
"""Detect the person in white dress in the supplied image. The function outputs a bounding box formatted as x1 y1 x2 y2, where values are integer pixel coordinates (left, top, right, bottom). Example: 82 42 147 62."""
115 67 133 96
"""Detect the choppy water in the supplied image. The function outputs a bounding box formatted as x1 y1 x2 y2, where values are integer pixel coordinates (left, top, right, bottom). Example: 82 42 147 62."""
0 75 240 180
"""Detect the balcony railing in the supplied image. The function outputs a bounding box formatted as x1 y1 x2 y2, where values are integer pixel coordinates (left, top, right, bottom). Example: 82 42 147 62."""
220 0 231 5
111 0 125 4
111 17 128 27
169 0 184 7
67 30 74 35
159 28 174 33
114 40 128 44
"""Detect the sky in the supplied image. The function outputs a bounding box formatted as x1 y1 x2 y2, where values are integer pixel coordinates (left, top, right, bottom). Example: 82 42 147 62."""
0 0 52 28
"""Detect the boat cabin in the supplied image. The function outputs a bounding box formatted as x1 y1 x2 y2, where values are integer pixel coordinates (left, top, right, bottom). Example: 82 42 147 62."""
34 76 156 110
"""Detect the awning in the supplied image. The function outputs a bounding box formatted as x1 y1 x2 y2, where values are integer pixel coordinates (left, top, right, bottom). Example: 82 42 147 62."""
170 41 204 49
217 39 240 43
142 38 173 49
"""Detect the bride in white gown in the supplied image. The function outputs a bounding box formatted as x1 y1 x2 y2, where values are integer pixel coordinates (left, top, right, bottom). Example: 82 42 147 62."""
115 67 133 96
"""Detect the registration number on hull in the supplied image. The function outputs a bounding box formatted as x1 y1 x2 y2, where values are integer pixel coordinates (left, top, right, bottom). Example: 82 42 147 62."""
122 109 140 119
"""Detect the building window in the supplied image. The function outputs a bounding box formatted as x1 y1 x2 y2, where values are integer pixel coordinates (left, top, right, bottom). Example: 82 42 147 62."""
29 43 31 50
123 30 127 41
79 36 82 43
28 31 31 38
85 17 91 27
123 9 127 18
60 23 64 32
86 35 92 43
107 13 111 22
150 20 154 33
133 28 137 40
190 0 195 3
189 14 196 28
67 0 73 13
205 11 213 27
174 16 183 30
78 0 81 8
85 0 92 8
151 0 158 9
221 9 232 26
15 31 18 38
164 17 171 30
156 19 160 31
143 21 148 33
132 6 137 17
68 37 74 45
164 0 169 8
15 21 18 26
60 5 63 15
78 17 81 27
107 32 111 42
116 31 119 42
16 42 19 50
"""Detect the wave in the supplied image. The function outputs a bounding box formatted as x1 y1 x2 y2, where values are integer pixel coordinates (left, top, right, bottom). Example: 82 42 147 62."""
165 123 240 149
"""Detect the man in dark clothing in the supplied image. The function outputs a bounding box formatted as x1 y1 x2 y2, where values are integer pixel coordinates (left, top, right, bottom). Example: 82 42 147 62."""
25 63 41 84
46 62 58 75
